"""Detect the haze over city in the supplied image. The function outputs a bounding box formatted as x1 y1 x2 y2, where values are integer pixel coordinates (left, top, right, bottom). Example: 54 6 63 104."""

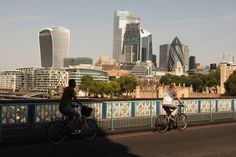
0 0 236 70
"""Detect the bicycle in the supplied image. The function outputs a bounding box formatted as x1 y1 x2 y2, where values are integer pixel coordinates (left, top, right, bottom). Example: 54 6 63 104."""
153 103 187 133
47 105 98 144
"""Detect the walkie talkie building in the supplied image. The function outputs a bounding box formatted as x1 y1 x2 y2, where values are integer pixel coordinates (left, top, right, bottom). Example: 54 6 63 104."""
39 27 70 68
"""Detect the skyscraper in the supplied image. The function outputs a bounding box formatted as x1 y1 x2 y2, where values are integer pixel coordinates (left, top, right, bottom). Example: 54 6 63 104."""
140 28 153 62
159 44 170 70
189 56 196 71
159 37 188 72
113 11 153 64
122 23 140 63
39 27 70 68
113 10 140 63
182 45 189 71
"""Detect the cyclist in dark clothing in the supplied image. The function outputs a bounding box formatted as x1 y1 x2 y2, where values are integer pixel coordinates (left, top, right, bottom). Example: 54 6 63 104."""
59 79 83 129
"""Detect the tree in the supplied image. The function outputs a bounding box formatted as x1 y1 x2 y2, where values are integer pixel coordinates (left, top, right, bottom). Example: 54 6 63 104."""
109 80 120 97
89 80 104 98
189 75 203 92
103 80 120 98
159 75 170 85
117 76 137 97
79 75 94 96
224 71 236 95
180 75 191 86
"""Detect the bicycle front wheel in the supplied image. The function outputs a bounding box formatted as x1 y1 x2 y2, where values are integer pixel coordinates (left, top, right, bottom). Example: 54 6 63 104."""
79 118 98 141
154 115 169 133
47 121 67 144
176 113 187 131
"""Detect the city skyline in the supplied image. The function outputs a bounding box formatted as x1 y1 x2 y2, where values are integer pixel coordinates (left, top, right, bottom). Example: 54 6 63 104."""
0 0 236 70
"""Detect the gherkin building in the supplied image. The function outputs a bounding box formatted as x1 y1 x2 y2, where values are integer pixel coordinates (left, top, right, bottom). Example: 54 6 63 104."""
167 37 185 71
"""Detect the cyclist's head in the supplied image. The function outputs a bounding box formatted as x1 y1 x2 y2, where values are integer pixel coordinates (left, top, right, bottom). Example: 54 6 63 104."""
69 79 76 88
169 83 176 90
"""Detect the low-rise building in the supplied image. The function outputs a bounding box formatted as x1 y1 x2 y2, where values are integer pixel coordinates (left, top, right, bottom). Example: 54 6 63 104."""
66 64 109 84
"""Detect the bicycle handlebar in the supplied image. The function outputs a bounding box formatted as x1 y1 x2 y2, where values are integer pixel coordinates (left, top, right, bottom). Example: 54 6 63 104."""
71 104 79 108
177 102 185 107
71 102 84 108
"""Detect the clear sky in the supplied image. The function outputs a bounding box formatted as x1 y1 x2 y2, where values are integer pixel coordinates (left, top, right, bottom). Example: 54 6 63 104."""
0 0 236 70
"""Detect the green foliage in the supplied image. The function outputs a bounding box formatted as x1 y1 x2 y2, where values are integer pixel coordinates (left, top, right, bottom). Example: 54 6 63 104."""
79 75 136 98
89 81 104 97
117 76 137 96
79 75 94 96
104 80 120 97
159 68 220 92
189 75 203 92
224 71 236 96
159 75 170 85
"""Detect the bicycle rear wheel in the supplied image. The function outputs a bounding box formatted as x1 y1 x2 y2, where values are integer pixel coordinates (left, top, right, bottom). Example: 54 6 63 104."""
79 118 98 141
176 113 187 131
154 115 169 133
47 121 67 144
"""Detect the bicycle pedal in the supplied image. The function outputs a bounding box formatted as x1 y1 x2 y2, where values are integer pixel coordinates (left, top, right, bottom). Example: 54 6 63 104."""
71 130 81 135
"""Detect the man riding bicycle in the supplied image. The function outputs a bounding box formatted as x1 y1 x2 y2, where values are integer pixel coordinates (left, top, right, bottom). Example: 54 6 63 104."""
162 83 183 121
59 79 83 130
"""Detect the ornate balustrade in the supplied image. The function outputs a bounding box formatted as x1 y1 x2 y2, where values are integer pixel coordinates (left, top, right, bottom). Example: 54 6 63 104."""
0 97 235 141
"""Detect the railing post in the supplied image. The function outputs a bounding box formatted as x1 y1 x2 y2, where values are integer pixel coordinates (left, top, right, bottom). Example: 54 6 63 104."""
28 104 35 125
110 102 114 130
102 101 107 128
102 101 107 119
0 105 2 142
198 100 201 113
150 101 153 127
215 99 218 112
131 101 135 118
179 100 184 113
210 100 213 122
156 100 160 116
232 99 235 120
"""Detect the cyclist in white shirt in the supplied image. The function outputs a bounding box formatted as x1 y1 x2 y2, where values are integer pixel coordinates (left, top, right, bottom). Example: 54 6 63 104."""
162 83 183 121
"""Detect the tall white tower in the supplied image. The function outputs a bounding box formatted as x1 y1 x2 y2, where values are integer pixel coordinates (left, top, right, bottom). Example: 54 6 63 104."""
219 54 236 94
39 27 70 68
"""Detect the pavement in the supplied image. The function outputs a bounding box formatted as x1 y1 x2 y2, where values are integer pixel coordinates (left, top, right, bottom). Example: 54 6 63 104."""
0 122 236 157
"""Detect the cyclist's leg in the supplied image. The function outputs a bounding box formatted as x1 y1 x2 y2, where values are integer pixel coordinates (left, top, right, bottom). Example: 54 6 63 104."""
163 106 171 116
60 106 76 129
163 104 178 121
73 111 81 131
169 104 179 117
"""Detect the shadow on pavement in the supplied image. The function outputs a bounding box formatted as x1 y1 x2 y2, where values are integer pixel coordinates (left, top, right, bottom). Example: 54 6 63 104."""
0 128 140 157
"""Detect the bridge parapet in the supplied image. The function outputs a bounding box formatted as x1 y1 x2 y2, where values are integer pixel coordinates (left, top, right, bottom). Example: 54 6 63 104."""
0 97 235 141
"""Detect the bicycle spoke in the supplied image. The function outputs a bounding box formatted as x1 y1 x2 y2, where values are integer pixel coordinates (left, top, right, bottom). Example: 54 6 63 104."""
176 114 187 131
79 119 98 141
155 115 169 133
47 121 67 144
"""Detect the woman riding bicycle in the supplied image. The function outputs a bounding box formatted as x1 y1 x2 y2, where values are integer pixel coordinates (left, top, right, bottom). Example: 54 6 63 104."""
59 79 83 130
162 83 183 121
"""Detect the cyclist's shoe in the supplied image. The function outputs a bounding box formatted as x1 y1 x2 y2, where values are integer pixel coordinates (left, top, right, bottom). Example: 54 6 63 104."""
169 115 175 121
71 129 81 135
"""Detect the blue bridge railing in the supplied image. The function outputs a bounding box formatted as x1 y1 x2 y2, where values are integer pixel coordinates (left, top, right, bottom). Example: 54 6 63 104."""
0 97 235 141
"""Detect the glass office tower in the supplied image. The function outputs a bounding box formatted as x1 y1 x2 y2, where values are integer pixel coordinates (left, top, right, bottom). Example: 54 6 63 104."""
113 10 153 65
159 37 187 72
167 37 185 71
140 28 152 62
113 10 140 63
